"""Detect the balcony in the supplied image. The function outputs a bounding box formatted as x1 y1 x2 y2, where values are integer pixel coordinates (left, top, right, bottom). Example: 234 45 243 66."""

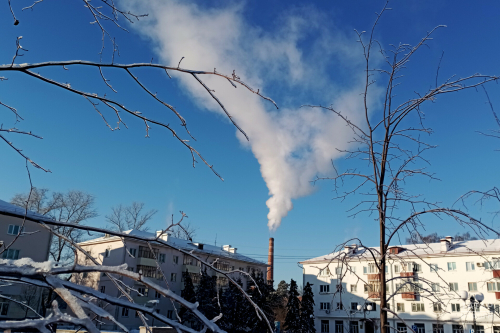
493 270 500 279
368 274 381 281
400 272 414 278
368 292 380 299
495 292 500 300
182 264 201 274
402 292 416 300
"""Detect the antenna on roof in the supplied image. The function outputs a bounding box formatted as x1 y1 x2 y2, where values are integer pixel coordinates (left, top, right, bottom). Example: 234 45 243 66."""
215 233 217 247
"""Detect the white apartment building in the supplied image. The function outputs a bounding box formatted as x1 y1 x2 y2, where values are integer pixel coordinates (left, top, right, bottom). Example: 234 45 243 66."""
76 229 268 330
301 238 500 333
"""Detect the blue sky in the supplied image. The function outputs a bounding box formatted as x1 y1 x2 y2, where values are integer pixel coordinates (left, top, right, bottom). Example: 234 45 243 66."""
1 0 499 286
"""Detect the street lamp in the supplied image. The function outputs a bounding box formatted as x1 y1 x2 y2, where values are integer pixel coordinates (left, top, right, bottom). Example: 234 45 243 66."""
460 291 484 333
357 304 373 328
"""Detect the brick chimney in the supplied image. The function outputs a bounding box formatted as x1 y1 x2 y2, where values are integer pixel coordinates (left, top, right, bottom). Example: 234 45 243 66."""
267 237 274 284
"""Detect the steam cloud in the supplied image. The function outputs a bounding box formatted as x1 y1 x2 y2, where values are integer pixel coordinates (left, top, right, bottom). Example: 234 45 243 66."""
124 1 379 231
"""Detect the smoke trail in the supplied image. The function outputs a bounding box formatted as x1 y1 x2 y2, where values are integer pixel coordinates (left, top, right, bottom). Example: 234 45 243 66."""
124 0 380 231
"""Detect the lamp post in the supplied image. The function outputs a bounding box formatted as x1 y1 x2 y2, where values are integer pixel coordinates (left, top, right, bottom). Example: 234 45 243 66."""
357 304 373 329
460 291 484 333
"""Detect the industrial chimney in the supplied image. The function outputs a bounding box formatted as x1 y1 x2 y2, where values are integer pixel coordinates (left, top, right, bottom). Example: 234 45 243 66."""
267 237 274 284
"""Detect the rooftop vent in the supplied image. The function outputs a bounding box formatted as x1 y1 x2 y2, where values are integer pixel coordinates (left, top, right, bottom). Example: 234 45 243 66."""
440 238 451 252
156 230 171 242
223 245 231 252
194 243 204 250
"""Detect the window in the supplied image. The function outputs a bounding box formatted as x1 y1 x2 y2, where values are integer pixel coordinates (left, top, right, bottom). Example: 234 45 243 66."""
431 283 440 292
121 307 129 317
138 287 148 297
367 302 377 311
350 321 359 333
129 248 137 257
487 282 500 291
335 267 342 275
137 265 160 279
430 264 438 272
155 291 161 299
2 249 20 260
336 284 343 292
447 262 457 271
494 327 500 333
350 284 357 292
468 282 477 292
183 257 198 266
7 225 22 235
397 323 407 333
321 320 330 333
414 323 425 333
320 267 331 276
385 266 389 273
336 303 344 310
363 264 377 274
173 255 179 264
350 266 356 273
452 325 464 333
433 324 444 333
335 321 344 333
320 285 330 293
396 303 405 312
351 302 358 311
466 262 475 271
394 265 400 273
449 282 458 291
412 303 425 312
476 326 485 333
0 302 9 316
159 254 165 263
171 273 177 282
451 303 461 312
105 249 110 258
320 302 331 310
167 310 173 319
472 303 480 312
433 303 442 312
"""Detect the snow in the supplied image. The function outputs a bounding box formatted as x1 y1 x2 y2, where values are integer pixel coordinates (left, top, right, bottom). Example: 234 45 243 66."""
0 199 55 222
300 238 500 263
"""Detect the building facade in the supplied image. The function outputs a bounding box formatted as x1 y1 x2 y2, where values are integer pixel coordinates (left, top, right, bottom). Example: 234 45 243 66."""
301 238 500 333
0 199 52 320
76 229 268 330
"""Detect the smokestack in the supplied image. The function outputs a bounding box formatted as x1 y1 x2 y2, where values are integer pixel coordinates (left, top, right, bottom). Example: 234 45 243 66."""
267 237 274 284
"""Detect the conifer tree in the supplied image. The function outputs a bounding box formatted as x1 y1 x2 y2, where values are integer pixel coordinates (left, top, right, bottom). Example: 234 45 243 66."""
284 279 301 333
300 282 316 333
247 273 276 333
196 268 218 322
220 278 249 333
180 270 198 327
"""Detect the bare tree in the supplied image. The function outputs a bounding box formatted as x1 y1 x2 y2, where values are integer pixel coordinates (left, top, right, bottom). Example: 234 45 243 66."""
2 1 277 332
170 221 197 241
11 188 98 263
105 202 157 232
19 284 40 319
307 2 499 333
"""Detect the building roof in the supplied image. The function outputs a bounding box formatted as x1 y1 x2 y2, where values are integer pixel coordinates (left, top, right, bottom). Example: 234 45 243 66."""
79 229 268 266
300 238 500 264
0 199 54 222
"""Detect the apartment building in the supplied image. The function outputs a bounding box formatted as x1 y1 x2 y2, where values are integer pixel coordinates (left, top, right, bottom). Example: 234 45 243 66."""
0 199 52 319
76 229 268 330
301 238 500 333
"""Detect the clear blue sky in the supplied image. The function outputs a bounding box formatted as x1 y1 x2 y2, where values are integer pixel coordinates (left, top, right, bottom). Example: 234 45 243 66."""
1 0 499 286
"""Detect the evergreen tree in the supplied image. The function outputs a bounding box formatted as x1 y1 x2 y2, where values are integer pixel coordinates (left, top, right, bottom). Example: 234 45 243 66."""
284 279 301 333
180 270 198 327
247 273 276 333
220 278 249 333
272 280 289 325
196 268 218 322
300 282 316 333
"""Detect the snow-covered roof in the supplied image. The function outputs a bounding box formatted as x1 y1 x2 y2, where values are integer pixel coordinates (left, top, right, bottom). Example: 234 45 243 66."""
79 229 267 266
300 238 500 264
0 199 54 222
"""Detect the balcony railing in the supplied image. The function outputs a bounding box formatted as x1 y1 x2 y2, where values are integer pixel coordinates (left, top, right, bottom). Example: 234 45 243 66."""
493 270 500 279
368 274 381 281
138 246 159 259
402 292 416 300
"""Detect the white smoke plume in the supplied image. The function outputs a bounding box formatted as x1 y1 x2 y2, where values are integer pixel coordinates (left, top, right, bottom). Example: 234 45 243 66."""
123 1 380 231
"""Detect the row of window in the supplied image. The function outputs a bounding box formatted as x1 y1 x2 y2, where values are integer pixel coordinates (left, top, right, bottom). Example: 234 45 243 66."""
320 301 497 314
324 260 484 277
121 307 173 319
321 322 496 333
